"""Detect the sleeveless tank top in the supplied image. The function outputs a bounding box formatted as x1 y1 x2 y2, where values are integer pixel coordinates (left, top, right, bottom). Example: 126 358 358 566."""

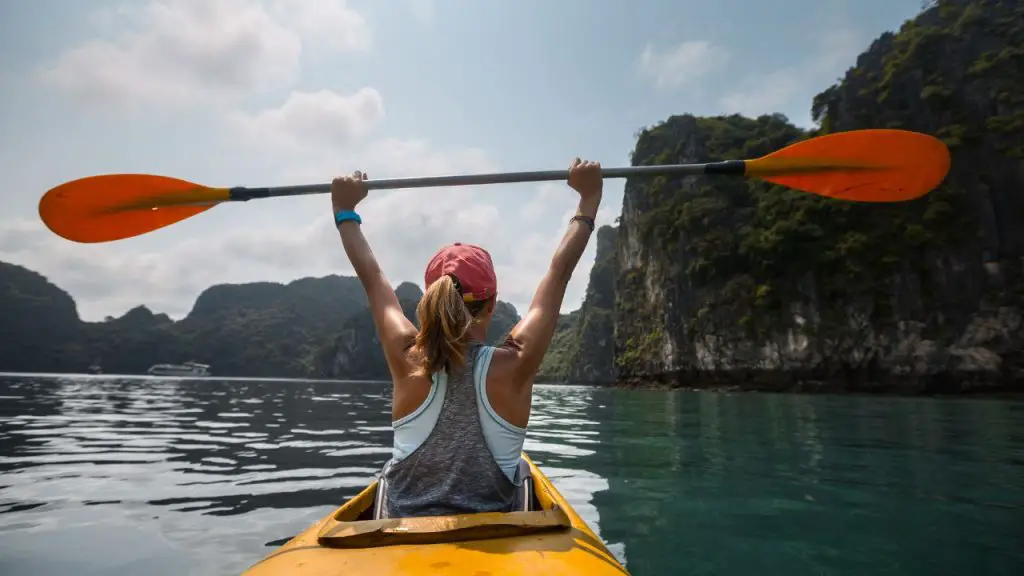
378 343 528 518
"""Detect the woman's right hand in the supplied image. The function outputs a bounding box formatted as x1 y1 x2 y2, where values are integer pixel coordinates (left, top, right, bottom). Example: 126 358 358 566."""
567 157 603 200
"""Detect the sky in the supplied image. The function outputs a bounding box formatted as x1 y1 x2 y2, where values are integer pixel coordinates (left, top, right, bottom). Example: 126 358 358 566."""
0 0 926 322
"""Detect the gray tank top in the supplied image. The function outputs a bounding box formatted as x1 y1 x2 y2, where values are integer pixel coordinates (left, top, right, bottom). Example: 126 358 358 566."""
377 342 521 518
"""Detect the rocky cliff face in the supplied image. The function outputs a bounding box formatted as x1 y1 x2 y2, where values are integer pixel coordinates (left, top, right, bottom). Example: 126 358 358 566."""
536 226 619 383
514 0 1023 392
615 114 814 386
0 261 87 372
612 0 1023 392
569 226 619 383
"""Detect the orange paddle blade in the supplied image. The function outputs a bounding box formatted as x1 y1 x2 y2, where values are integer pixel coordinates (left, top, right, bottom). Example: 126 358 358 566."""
38 174 230 243
748 129 951 202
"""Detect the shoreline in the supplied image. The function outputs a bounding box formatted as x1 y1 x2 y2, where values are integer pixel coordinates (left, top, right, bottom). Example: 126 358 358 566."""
613 381 1024 400
607 369 1024 398
4 370 1023 399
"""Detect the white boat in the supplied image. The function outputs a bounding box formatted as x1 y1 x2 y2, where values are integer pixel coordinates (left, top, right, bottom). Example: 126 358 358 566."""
146 361 211 377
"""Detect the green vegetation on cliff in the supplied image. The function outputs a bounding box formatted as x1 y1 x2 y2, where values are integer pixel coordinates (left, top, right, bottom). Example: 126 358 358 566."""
804 0 1024 312
536 310 581 382
538 225 620 383
611 0 1023 390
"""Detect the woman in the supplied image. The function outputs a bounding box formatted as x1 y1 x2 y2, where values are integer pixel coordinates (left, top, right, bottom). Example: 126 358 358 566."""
331 157 603 518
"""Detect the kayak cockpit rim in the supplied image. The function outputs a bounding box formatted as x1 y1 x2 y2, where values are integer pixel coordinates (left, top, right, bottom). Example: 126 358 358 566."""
241 452 632 576
317 506 572 549
315 455 573 549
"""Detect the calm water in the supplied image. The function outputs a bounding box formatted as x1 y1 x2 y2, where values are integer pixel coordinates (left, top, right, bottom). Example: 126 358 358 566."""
0 375 1022 576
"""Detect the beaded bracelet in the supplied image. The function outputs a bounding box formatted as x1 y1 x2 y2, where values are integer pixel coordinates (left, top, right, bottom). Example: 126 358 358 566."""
570 214 595 232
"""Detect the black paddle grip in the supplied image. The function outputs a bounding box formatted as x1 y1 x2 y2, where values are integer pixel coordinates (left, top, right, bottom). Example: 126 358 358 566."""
704 160 746 175
229 187 272 201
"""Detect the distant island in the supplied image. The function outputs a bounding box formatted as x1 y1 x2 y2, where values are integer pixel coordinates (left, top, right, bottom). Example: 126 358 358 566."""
2 0 1021 394
0 260 522 381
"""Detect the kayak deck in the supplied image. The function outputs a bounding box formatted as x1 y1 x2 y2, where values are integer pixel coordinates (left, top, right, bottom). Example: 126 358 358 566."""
242 453 629 575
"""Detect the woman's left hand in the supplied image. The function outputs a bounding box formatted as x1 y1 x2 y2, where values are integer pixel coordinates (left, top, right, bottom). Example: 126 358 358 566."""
332 170 368 212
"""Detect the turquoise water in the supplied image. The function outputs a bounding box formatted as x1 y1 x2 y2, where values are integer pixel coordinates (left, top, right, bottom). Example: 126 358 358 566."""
0 375 1021 575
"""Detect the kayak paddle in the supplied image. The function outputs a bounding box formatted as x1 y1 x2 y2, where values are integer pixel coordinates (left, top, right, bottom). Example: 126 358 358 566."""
38 128 950 244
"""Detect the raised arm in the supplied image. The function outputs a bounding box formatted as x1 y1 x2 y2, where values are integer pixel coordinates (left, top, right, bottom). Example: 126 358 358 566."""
505 158 603 381
332 171 417 375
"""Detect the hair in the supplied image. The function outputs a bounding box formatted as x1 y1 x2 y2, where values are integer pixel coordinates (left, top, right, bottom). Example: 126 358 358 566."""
411 274 492 376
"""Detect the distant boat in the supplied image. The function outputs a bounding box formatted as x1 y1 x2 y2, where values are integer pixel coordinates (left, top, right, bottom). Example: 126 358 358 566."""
146 361 211 377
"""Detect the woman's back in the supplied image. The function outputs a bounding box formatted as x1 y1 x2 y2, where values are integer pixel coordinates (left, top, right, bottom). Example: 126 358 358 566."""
379 343 526 518
328 157 604 519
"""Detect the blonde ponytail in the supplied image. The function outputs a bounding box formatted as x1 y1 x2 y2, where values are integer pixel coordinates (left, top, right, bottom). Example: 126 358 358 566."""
412 275 474 376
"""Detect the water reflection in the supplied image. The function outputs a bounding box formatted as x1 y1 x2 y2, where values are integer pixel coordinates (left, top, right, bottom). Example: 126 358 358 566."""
529 386 628 565
0 376 624 575
588 390 1024 576
3 377 1022 576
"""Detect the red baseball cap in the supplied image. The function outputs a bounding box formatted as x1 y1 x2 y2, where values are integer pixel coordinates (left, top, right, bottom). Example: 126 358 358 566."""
424 242 497 303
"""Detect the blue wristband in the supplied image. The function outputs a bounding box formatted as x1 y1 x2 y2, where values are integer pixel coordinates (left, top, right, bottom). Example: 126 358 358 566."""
334 210 362 226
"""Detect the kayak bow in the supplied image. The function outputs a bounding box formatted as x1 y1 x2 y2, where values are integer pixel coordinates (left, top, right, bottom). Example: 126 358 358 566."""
242 453 629 575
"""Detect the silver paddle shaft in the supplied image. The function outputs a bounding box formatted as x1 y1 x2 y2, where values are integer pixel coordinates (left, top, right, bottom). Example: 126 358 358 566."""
227 162 742 201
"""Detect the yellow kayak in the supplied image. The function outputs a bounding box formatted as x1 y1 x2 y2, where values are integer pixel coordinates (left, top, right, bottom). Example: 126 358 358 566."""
241 453 630 575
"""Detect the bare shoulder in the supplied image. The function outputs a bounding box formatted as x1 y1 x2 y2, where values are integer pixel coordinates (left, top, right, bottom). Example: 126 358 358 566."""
487 334 530 387
483 335 534 428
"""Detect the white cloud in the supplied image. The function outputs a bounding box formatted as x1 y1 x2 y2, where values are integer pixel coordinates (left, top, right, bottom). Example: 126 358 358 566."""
2 88 609 322
719 68 804 118
718 29 864 125
0 218 297 320
269 0 370 53
637 40 729 90
37 0 370 110
10 0 610 324
499 202 618 312
226 88 386 150
348 138 497 179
